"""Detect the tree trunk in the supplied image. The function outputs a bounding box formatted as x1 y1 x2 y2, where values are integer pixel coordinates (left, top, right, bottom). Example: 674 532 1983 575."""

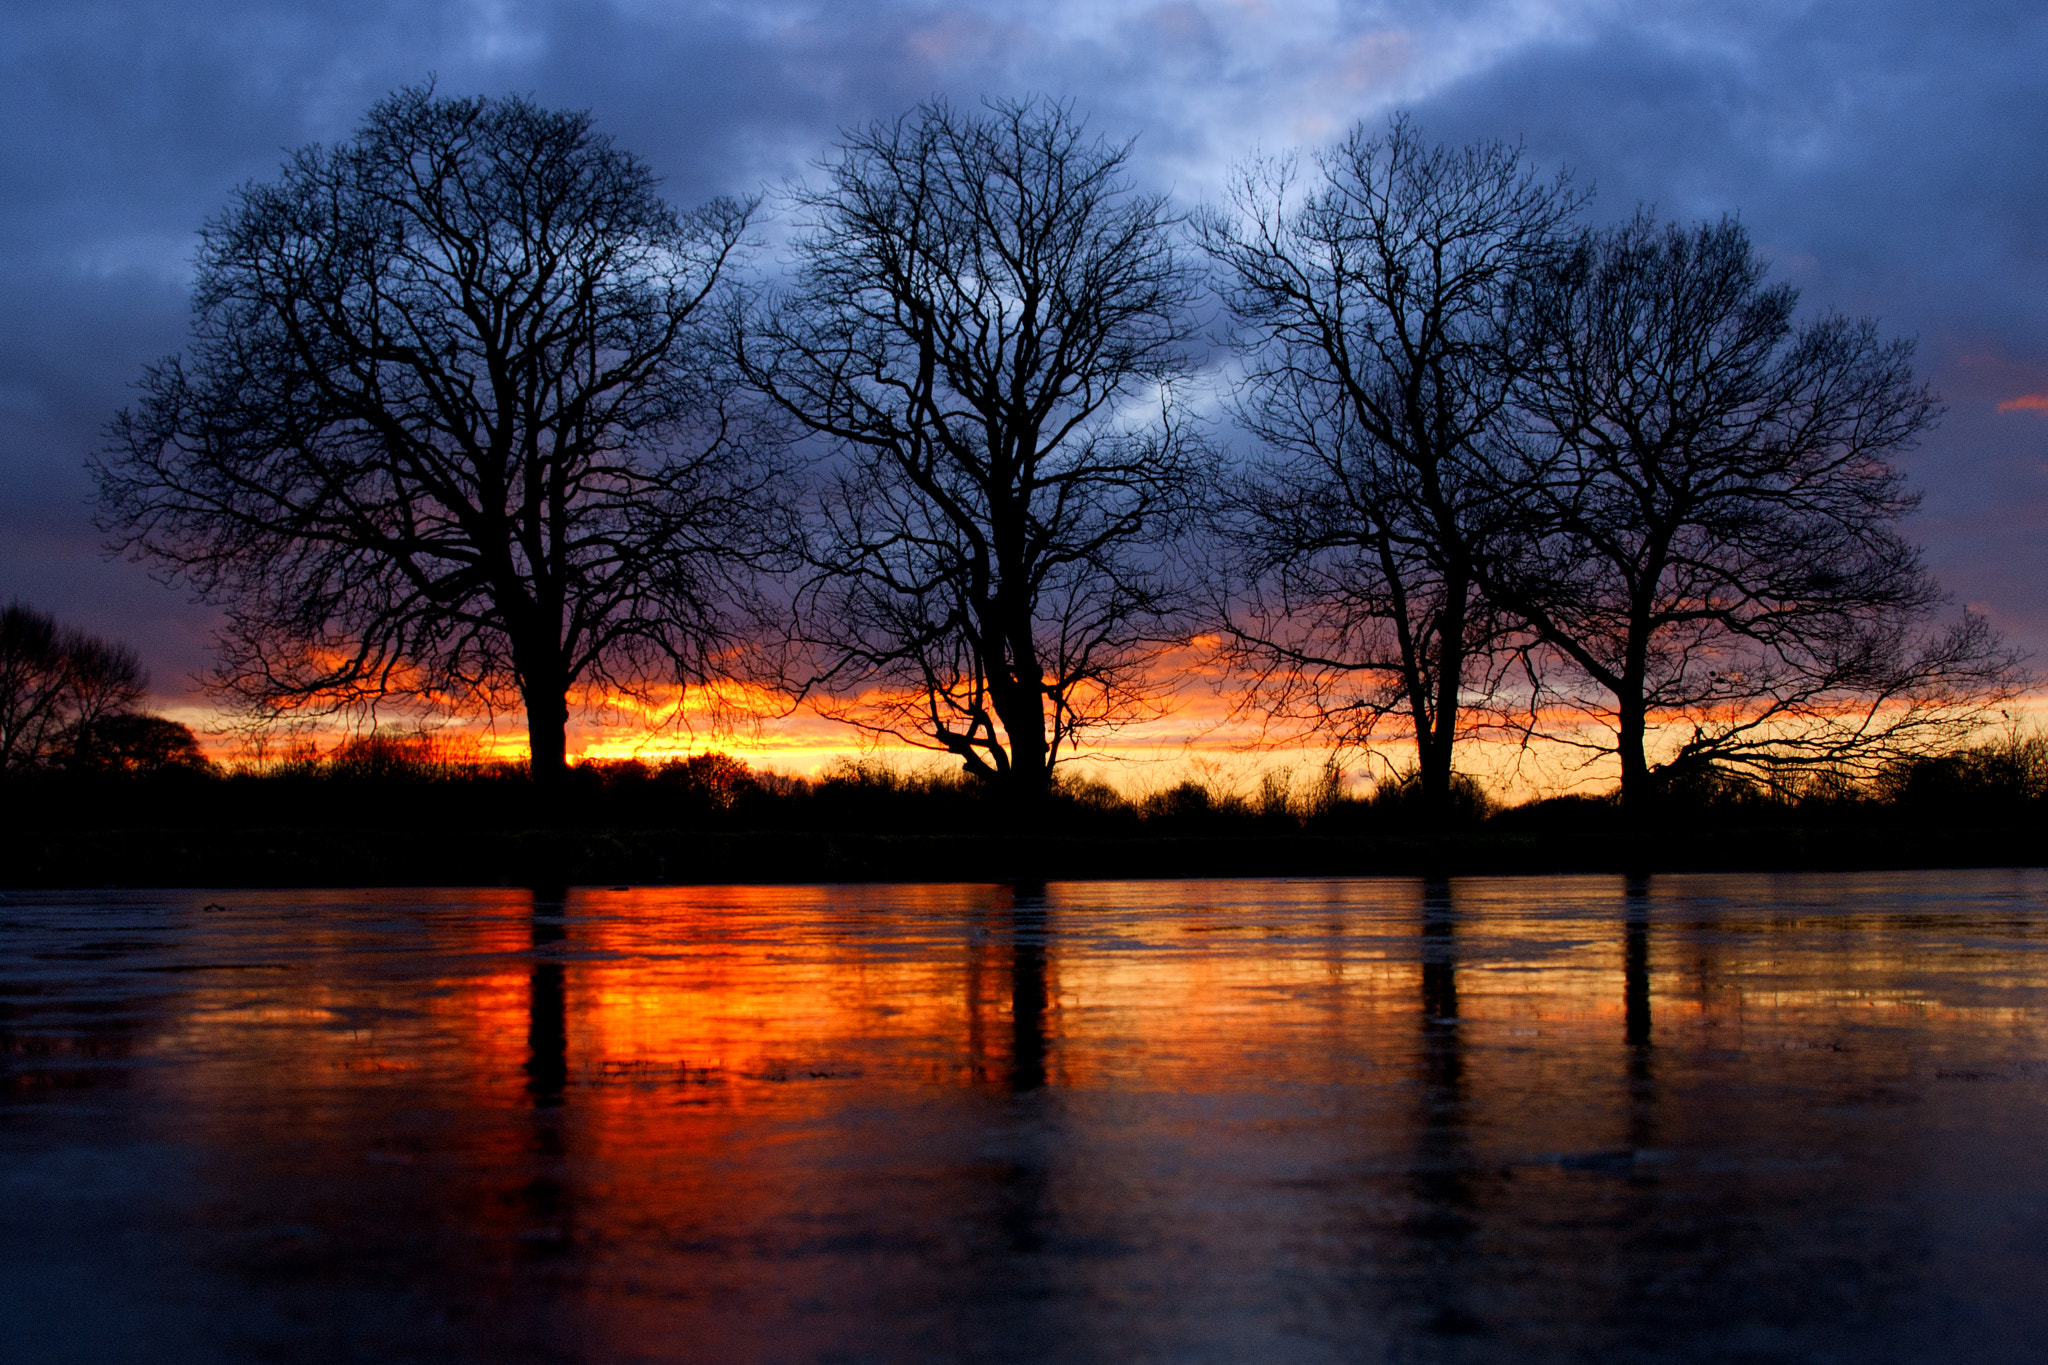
1415 586 1468 822
988 673 1052 808
521 666 571 815
989 608 1053 804
1616 608 1656 812
1418 716 1455 817
1616 693 1651 812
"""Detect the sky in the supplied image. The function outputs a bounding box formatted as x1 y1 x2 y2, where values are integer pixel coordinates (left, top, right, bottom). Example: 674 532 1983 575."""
4 0 2046 772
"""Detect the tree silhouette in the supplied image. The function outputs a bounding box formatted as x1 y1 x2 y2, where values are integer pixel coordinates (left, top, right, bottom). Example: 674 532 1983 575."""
0 602 148 773
1495 215 2020 805
97 85 785 795
64 713 211 775
738 98 1206 799
1200 117 1579 815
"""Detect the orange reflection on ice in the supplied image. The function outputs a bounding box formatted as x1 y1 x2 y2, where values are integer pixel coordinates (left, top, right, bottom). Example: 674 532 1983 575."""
33 873 2048 1360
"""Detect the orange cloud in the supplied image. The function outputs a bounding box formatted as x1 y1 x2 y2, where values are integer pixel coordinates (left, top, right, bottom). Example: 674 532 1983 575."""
1997 393 2048 413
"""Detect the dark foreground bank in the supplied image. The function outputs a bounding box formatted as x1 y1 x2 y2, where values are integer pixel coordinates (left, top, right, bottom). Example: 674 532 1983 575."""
5 735 2048 887
6 820 2047 889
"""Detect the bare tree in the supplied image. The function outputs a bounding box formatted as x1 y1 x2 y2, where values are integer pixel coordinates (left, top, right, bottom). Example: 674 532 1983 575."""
96 85 784 795
0 605 69 773
0 602 148 773
1495 214 2021 806
737 98 1206 798
1199 116 1579 814
55 634 150 763
0 604 75 772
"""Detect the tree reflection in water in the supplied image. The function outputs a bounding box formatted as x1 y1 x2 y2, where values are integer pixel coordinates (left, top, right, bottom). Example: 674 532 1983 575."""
526 888 569 1105
1416 875 1465 1145
991 881 1057 1269
1008 881 1051 1095
522 887 574 1257
1408 876 1486 1337
1624 874 1656 1151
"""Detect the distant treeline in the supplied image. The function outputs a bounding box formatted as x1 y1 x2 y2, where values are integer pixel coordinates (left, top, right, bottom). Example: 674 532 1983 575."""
7 729 2048 836
59 86 2032 827
6 729 2048 888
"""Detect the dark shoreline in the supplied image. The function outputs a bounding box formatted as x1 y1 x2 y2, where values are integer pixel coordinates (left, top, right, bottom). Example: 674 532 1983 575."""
7 822 2046 889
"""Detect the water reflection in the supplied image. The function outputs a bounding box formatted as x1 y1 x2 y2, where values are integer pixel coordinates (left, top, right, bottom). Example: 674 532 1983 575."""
526 889 569 1105
521 889 573 1261
1409 877 1482 1336
1413 875 1468 1206
1008 880 1051 1094
1623 875 1656 1153
3 873 2047 1363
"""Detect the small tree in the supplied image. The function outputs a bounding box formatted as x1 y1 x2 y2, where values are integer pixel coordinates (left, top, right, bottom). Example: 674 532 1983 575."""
97 85 783 795
61 634 151 763
1495 214 2019 805
0 602 149 773
738 98 1206 798
0 604 71 772
1200 116 1579 815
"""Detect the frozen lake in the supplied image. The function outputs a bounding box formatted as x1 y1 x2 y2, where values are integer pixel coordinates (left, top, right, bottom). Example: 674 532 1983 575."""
4 873 2047 1362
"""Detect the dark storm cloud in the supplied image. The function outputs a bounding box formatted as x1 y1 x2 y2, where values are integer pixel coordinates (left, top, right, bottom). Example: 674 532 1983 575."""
4 0 2046 714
